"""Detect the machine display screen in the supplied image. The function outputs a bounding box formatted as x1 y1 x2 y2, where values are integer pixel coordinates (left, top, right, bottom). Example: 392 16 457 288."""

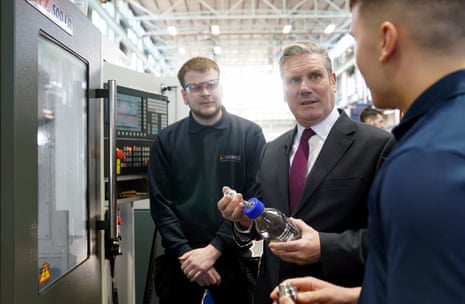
117 93 142 132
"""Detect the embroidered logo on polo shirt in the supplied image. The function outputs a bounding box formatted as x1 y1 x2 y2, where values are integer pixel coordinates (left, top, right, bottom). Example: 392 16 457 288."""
219 155 241 162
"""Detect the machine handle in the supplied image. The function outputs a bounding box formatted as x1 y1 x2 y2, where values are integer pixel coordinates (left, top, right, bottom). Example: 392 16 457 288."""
107 80 118 240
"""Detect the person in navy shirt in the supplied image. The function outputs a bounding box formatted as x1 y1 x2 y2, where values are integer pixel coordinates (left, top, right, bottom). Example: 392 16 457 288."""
271 0 465 303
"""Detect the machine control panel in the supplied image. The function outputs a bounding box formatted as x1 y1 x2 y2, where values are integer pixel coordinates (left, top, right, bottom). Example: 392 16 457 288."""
115 87 169 140
105 85 169 177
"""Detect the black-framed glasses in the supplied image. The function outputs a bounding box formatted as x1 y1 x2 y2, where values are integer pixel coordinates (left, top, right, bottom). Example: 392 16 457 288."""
184 79 220 94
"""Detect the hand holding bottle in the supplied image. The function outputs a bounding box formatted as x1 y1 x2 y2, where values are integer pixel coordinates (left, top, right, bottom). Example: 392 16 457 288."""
223 187 301 242
268 218 321 264
218 186 253 230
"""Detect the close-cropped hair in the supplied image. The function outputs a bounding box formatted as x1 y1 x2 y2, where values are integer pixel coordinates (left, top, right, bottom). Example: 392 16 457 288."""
359 107 383 122
350 0 465 53
279 40 333 77
177 56 220 88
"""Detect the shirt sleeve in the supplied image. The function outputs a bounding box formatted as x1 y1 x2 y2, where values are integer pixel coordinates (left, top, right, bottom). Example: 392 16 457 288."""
243 124 267 199
148 136 192 257
319 229 367 278
381 148 465 303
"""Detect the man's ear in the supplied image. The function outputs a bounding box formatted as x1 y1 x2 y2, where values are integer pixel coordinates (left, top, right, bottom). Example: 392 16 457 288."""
379 21 398 63
181 89 189 105
331 72 336 90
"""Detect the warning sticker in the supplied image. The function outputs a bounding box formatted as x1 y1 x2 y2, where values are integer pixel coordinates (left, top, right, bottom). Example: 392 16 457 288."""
39 261 51 285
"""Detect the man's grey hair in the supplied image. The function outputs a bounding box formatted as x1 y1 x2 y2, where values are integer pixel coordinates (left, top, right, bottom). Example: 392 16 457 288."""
279 41 333 77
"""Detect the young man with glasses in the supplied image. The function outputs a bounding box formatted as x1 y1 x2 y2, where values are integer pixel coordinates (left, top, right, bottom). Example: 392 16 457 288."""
148 56 266 304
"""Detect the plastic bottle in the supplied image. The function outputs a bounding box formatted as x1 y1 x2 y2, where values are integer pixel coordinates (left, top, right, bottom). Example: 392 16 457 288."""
224 189 301 242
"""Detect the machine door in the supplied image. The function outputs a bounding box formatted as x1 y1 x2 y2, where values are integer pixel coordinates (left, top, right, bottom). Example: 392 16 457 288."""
1 1 103 303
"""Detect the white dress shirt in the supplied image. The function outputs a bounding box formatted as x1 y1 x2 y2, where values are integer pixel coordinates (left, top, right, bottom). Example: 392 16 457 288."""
290 106 340 176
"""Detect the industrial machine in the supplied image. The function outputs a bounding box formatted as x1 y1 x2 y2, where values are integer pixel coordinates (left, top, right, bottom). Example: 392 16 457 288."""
103 81 168 304
1 1 168 303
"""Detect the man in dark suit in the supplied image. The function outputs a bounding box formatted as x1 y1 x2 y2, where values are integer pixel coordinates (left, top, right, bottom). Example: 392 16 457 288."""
217 40 395 304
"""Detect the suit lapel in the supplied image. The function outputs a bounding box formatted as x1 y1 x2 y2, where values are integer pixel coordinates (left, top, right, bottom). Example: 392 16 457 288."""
278 128 297 215
293 111 356 214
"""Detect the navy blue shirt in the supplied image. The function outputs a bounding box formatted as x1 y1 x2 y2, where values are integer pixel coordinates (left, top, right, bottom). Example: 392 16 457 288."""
148 108 266 257
360 70 465 303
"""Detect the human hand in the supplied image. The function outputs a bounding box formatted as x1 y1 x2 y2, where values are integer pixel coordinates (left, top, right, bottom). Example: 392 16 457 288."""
270 276 361 304
192 267 221 287
268 218 320 265
179 244 221 284
217 186 252 230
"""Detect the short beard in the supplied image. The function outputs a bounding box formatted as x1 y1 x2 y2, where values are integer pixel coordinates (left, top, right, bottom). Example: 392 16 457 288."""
191 105 223 125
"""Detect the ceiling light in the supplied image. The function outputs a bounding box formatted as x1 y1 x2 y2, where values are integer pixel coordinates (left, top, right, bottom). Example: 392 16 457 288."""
213 46 222 55
324 23 336 34
282 24 292 34
211 25 220 35
178 47 185 54
168 26 177 36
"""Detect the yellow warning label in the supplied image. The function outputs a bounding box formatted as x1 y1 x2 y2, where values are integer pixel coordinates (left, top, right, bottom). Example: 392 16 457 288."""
39 261 51 285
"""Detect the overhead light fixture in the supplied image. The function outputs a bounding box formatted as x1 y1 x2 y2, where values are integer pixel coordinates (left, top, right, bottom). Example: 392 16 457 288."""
211 25 220 35
282 24 292 34
213 46 222 55
168 26 177 36
178 47 185 54
324 23 336 34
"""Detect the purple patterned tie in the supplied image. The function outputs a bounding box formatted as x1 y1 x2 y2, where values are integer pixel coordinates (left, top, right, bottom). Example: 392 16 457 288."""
289 128 315 212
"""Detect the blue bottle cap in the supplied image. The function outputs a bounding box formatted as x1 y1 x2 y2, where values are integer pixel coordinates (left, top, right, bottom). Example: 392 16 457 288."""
242 197 265 219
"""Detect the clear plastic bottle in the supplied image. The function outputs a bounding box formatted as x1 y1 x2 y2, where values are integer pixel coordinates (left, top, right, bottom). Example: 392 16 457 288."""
224 189 301 242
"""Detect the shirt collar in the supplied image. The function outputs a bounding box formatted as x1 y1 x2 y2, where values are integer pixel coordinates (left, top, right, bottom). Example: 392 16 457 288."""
188 106 230 133
392 69 465 141
296 106 339 140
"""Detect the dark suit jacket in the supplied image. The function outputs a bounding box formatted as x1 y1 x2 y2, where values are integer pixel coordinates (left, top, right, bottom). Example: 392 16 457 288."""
251 110 395 304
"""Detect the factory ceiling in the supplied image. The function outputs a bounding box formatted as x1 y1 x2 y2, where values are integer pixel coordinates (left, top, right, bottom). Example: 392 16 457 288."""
126 0 352 74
